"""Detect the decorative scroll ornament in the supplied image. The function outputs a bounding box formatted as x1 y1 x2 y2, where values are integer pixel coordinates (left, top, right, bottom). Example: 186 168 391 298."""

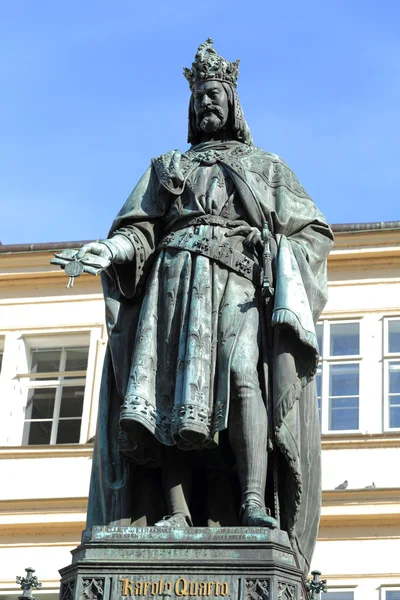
80 578 104 600
278 582 296 600
61 580 75 600
16 568 42 600
305 570 327 600
183 38 240 89
245 579 270 600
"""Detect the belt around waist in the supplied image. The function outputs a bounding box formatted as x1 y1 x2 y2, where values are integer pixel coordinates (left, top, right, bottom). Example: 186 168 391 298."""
158 230 262 287
164 214 251 233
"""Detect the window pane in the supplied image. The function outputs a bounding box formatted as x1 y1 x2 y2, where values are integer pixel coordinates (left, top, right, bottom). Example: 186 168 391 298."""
31 349 61 374
23 420 52 445
389 362 400 394
325 594 354 600
316 323 323 355
25 388 56 419
330 323 359 356
389 395 400 428
386 592 400 600
316 366 322 398
389 321 400 353
331 396 359 409
60 386 85 417
316 366 322 425
330 364 359 397
56 419 81 443
65 347 89 371
329 397 359 430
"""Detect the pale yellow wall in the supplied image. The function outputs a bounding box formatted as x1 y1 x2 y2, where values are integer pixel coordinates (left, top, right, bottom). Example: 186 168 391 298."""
1 229 400 599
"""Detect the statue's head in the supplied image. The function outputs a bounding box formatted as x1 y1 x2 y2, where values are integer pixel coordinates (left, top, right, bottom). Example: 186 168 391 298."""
192 80 229 135
184 39 253 147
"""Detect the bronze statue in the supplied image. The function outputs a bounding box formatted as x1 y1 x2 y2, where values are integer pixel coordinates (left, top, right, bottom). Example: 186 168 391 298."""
53 39 333 575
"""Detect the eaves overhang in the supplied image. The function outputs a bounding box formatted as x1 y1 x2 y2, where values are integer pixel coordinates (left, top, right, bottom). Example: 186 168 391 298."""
1 221 400 255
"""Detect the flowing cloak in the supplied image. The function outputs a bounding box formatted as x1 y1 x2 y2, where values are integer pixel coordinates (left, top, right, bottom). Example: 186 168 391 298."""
86 141 334 574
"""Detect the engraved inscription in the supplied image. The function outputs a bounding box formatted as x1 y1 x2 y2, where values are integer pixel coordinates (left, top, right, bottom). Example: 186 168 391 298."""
120 578 229 597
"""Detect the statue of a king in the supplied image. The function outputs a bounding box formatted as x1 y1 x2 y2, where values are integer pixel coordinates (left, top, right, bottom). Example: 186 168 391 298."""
55 39 334 575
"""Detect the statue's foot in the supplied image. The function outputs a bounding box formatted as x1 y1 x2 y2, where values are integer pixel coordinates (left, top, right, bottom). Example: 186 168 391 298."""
241 503 278 529
154 513 192 528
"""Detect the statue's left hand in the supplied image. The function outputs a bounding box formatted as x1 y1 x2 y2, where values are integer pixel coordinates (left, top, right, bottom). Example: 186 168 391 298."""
225 226 264 254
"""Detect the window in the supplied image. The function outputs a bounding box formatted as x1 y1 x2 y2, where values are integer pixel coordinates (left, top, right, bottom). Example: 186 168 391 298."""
316 321 361 433
325 593 354 600
0 336 4 374
0 328 103 447
384 319 400 430
20 339 89 445
385 592 400 600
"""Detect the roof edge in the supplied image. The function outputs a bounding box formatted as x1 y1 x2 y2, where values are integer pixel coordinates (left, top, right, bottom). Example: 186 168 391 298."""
1 221 400 253
332 221 400 234
0 240 93 254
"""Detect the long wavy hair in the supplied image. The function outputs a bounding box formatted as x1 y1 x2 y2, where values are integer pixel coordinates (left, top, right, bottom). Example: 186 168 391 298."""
187 82 254 147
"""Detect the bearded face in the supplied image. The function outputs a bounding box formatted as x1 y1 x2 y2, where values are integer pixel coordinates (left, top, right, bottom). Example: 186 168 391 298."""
198 107 226 132
193 81 229 134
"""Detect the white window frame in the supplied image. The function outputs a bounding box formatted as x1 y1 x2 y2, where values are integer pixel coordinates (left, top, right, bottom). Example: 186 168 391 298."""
383 317 400 432
318 319 363 435
381 587 400 600
0 327 102 447
21 343 88 445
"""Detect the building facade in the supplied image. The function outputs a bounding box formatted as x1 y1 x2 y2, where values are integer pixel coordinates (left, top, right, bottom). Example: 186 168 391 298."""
0 224 399 600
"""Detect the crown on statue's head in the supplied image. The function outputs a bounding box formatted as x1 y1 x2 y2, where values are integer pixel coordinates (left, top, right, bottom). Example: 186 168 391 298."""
183 38 240 90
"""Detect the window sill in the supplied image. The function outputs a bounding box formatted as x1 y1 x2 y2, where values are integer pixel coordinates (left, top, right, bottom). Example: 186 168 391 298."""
0 444 94 459
321 432 400 449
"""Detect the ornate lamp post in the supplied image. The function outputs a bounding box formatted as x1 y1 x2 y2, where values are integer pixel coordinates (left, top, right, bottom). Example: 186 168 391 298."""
16 568 42 600
305 570 327 600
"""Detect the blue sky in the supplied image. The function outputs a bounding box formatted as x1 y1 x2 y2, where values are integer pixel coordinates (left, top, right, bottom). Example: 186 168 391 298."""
1 0 399 244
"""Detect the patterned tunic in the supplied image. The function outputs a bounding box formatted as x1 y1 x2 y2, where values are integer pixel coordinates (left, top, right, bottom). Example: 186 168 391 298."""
122 161 261 449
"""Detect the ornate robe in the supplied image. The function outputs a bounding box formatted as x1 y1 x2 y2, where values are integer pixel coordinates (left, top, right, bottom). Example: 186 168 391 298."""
86 140 334 574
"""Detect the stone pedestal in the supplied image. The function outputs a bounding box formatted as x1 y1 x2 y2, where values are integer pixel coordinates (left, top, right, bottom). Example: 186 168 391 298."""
59 527 307 600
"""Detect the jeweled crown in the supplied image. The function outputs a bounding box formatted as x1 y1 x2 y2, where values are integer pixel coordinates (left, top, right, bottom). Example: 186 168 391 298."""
183 38 240 90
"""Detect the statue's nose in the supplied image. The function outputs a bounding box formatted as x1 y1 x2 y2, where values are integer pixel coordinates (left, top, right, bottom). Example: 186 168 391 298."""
201 94 211 108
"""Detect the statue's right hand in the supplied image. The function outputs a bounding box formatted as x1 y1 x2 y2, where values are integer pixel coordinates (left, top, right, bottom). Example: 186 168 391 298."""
51 242 113 277
73 241 113 273
52 235 134 276
76 242 112 264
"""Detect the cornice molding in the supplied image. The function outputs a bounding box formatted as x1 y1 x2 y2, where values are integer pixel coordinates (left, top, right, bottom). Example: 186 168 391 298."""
1 489 399 533
322 487 400 503
0 433 398 459
320 487 400 527
0 580 61 592
0 496 87 533
2 490 397 513
321 432 400 450
0 496 88 512
0 444 94 459
1 232 400 278
319 572 400 580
